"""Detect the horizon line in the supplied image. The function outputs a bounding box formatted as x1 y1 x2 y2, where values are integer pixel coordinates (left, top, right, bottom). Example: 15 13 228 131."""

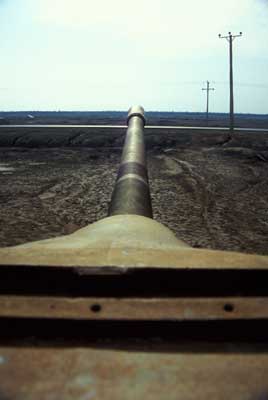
1 110 268 116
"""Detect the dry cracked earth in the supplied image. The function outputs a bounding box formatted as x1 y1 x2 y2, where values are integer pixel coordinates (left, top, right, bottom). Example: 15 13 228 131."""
0 129 268 255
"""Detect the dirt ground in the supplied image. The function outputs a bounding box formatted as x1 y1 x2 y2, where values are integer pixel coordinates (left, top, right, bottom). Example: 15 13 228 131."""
0 128 268 255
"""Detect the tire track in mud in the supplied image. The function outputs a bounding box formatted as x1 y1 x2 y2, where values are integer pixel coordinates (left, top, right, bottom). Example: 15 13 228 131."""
0 149 119 246
161 155 218 247
38 166 117 228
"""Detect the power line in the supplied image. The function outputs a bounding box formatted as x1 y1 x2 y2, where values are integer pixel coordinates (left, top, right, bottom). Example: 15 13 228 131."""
202 81 215 124
219 31 242 132
212 81 268 89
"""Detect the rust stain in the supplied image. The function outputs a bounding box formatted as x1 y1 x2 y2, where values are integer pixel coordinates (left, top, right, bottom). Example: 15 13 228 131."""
0 347 268 399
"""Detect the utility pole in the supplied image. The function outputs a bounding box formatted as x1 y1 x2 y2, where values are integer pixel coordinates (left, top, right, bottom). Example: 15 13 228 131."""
202 81 214 125
218 31 242 133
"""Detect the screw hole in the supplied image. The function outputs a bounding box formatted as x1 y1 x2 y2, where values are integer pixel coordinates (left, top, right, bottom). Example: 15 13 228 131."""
90 304 102 313
224 303 234 312
50 304 56 310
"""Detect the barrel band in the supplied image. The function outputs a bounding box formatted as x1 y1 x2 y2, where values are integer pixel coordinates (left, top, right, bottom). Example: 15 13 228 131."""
117 162 148 181
116 173 149 186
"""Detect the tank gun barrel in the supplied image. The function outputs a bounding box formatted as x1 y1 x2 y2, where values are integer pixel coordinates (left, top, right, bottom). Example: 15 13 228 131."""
108 105 153 218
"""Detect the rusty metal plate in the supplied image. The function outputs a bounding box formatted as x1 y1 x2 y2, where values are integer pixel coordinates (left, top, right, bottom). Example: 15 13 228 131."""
0 296 268 320
0 344 268 400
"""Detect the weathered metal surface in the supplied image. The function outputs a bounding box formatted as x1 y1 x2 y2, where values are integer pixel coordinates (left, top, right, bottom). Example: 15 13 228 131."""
0 344 268 400
108 106 153 218
1 237 268 270
0 296 268 320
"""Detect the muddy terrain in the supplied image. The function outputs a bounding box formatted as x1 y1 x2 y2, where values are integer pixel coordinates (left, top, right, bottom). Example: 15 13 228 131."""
0 127 268 255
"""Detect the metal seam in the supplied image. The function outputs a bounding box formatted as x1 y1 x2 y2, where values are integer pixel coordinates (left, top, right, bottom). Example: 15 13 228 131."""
116 174 149 186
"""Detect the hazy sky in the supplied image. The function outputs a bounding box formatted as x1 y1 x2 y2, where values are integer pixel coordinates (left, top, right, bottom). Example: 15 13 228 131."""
0 0 267 112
